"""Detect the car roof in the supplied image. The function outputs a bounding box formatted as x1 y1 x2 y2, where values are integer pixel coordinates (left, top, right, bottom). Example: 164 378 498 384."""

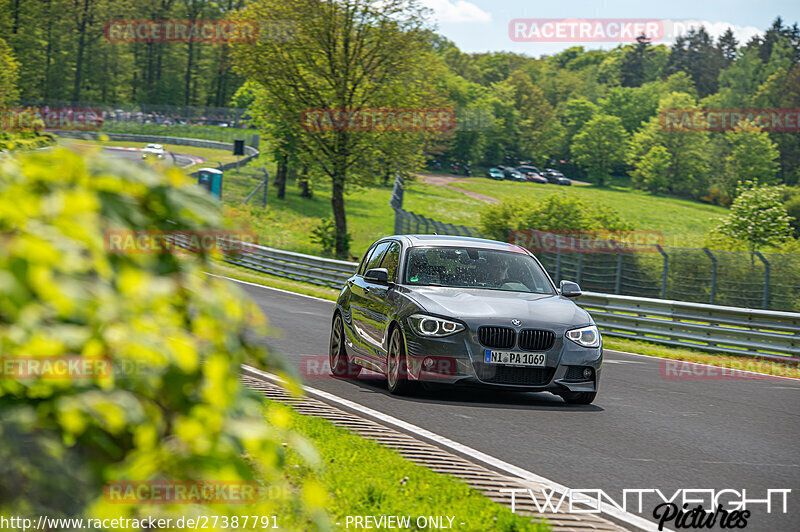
377 234 528 252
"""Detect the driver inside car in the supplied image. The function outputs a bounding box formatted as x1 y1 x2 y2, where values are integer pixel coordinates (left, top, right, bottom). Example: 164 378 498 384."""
485 255 510 287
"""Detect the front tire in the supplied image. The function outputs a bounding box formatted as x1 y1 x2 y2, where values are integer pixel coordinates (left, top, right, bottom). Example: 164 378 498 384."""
561 391 597 405
386 327 412 395
330 313 361 379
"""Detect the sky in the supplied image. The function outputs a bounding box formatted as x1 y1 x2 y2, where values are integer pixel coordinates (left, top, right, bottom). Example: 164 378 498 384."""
420 0 800 56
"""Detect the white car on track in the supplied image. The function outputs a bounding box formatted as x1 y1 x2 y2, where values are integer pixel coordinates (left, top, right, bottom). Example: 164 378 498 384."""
141 143 166 159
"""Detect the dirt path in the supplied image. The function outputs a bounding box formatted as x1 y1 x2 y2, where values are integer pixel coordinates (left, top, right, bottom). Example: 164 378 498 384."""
418 173 500 204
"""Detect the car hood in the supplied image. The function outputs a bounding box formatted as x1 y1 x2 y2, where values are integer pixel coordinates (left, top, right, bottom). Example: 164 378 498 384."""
404 286 592 329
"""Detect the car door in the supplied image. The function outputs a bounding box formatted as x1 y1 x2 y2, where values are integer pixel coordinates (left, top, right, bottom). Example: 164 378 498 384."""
360 241 401 365
349 241 390 356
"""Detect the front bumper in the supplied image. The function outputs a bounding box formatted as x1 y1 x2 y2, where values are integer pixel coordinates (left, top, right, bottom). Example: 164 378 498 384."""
401 321 602 394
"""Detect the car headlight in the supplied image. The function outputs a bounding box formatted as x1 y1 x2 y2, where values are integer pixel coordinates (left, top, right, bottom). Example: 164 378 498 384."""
408 314 464 337
566 325 600 348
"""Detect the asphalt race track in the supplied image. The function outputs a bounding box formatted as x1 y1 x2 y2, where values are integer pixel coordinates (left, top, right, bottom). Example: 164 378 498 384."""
234 280 800 532
99 146 201 168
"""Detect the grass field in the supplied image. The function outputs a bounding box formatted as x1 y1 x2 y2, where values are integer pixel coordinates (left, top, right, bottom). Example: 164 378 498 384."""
447 177 729 247
221 165 729 259
271 400 549 531
221 164 484 259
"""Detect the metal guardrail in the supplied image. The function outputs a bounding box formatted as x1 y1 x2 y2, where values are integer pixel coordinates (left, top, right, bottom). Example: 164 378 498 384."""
218 243 800 359
576 292 800 359
225 243 357 288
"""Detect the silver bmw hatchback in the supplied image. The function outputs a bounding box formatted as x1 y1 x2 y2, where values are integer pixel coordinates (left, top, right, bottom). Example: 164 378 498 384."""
329 235 602 404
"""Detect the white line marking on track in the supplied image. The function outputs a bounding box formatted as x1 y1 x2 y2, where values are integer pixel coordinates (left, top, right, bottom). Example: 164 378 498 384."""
606 349 800 382
242 364 668 532
203 273 337 304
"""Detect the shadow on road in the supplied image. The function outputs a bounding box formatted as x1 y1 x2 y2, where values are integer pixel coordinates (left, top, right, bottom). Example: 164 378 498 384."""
323 374 604 412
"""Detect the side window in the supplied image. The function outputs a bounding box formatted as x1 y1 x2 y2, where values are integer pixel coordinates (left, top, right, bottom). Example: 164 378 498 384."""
380 242 401 281
357 245 377 276
364 242 390 273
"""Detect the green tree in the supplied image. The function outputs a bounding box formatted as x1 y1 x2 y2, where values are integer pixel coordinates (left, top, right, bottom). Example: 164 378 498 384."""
599 84 660 133
0 36 19 106
231 0 435 258
619 34 659 87
717 28 739 64
571 114 628 186
507 70 555 158
627 92 709 197
480 195 631 241
711 180 793 253
723 121 780 197
631 145 671 193
556 98 597 158
784 189 800 237
665 26 723 97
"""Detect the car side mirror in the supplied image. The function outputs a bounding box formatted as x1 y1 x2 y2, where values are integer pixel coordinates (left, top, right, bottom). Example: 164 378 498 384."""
559 280 581 298
364 268 390 285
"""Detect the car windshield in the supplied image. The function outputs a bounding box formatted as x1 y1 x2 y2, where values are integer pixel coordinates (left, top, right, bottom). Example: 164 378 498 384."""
404 247 555 294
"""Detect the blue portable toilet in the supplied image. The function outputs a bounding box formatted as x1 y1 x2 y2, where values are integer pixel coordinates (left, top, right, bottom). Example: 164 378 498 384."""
197 168 223 199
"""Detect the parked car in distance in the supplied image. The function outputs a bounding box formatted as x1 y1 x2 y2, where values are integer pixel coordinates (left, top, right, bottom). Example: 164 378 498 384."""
518 165 541 174
503 167 527 182
141 143 166 159
543 168 571 186
487 167 504 180
517 167 547 184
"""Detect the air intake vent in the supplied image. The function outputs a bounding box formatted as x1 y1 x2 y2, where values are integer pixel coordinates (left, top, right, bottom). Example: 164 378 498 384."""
477 326 515 349
473 363 555 386
518 329 555 351
564 366 593 382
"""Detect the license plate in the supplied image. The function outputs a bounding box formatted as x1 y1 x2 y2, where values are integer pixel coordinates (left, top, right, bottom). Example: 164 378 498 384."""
484 350 545 367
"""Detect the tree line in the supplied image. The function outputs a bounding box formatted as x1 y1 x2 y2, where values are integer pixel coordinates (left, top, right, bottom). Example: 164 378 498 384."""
1 1 798 257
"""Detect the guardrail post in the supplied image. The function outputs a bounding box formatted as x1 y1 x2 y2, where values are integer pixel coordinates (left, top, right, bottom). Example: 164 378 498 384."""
261 167 269 208
612 241 623 294
576 252 583 285
703 248 717 304
394 209 403 235
656 244 668 299
754 251 770 309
